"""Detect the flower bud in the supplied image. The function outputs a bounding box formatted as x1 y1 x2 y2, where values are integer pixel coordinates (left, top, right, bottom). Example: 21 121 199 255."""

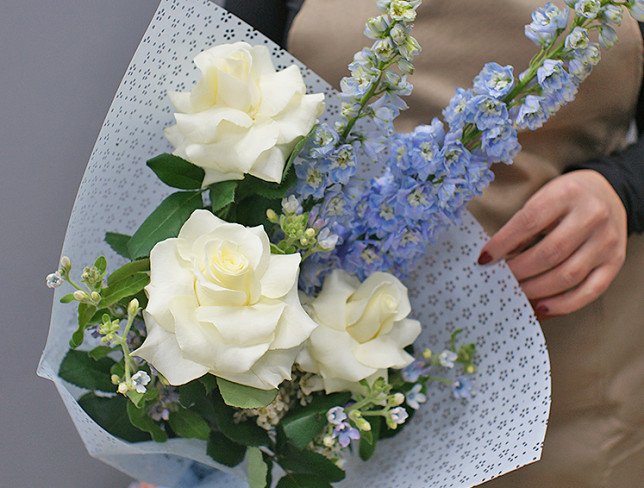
90 291 101 303
266 209 279 223
111 374 121 385
117 382 129 395
323 436 335 447
73 290 89 302
466 364 476 374
422 348 432 360
304 228 316 238
389 392 405 406
356 418 372 432
59 256 72 273
128 298 140 317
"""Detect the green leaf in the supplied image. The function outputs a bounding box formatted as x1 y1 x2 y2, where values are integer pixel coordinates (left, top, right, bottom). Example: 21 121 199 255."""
212 390 270 447
147 153 205 190
280 392 351 449
168 409 211 441
127 191 204 259
94 256 107 275
275 474 332 488
206 431 246 467
100 272 149 308
209 180 238 213
105 232 132 259
59 293 75 304
127 400 168 442
359 415 381 461
178 381 207 408
282 130 311 182
247 447 269 488
270 244 286 255
58 350 116 392
78 393 150 443
199 375 218 396
277 445 345 483
88 345 117 361
69 303 99 348
234 195 281 228
217 378 278 409
107 259 150 288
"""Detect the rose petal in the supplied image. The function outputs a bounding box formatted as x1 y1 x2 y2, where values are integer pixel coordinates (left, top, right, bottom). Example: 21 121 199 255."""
196 301 284 346
271 286 318 349
219 347 299 390
249 146 288 183
174 107 253 145
260 253 301 299
257 65 306 118
312 270 359 331
134 312 209 386
172 296 270 374
176 210 225 260
353 319 420 370
271 92 325 145
146 238 195 332
305 326 376 382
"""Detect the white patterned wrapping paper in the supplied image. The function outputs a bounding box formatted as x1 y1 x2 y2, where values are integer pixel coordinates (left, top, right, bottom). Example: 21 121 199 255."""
38 1 551 486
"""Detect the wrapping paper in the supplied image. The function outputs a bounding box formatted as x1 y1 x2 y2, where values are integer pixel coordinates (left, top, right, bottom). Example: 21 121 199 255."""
38 1 551 486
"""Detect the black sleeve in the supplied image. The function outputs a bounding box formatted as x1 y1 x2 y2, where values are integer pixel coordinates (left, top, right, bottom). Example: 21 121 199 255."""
563 23 644 235
224 0 290 47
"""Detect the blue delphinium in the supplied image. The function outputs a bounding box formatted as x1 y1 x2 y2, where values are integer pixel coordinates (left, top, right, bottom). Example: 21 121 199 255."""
473 62 515 98
525 2 569 46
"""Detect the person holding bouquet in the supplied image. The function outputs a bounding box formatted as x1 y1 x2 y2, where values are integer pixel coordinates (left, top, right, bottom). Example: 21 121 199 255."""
225 0 644 486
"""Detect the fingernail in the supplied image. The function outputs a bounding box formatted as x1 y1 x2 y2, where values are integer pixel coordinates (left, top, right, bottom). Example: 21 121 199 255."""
535 304 549 316
477 251 493 265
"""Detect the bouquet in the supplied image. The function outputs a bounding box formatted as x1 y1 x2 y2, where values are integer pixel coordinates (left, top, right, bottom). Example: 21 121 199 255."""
40 0 643 487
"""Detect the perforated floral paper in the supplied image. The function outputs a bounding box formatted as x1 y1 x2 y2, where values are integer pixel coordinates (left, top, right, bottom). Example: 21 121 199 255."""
38 1 550 486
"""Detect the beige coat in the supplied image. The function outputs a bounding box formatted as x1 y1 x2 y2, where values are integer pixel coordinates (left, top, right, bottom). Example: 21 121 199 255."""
289 1 644 486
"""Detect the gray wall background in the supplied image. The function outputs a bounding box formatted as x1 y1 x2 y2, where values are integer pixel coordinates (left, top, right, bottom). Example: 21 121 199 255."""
0 1 221 486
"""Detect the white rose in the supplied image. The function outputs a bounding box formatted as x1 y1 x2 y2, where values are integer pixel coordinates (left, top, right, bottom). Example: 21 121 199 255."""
134 210 318 390
164 42 325 186
297 270 421 393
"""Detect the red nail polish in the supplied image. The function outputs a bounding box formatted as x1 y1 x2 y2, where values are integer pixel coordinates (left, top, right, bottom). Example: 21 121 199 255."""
477 251 493 265
535 304 549 316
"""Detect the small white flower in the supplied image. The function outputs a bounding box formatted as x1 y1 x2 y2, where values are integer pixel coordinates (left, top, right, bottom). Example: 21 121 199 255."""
46 271 64 289
131 371 151 394
388 406 409 425
438 350 458 368
406 384 427 410
326 406 347 425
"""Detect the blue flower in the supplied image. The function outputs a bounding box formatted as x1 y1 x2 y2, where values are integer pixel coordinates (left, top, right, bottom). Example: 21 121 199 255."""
452 376 473 399
481 124 521 164
473 63 515 98
406 384 427 410
525 2 569 46
307 124 339 159
598 24 618 49
514 95 549 130
564 26 589 52
438 350 458 368
327 144 357 185
574 0 601 19
401 359 431 382
442 88 473 129
388 406 409 425
466 95 510 131
333 422 361 448
294 161 328 199
326 407 348 425
536 59 571 94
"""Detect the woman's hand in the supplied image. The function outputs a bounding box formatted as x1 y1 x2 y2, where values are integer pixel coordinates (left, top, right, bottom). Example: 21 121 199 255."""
477 170 627 318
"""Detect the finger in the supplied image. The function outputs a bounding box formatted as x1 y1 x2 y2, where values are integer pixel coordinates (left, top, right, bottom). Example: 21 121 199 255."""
534 265 618 317
478 190 567 265
506 212 594 281
519 238 600 300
